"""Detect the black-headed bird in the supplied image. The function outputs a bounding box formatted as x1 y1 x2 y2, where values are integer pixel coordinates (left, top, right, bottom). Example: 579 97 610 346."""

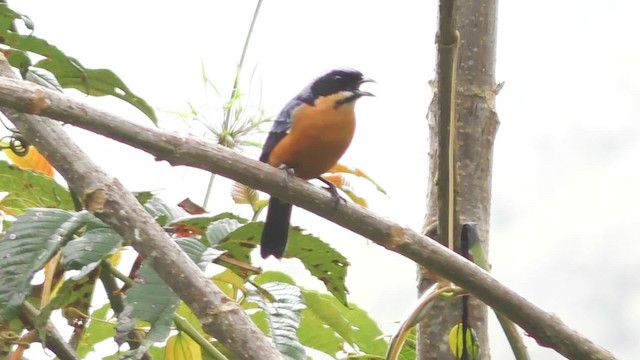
259 68 374 259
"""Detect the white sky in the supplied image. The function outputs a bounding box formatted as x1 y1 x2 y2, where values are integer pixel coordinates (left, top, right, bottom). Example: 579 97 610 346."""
9 1 640 359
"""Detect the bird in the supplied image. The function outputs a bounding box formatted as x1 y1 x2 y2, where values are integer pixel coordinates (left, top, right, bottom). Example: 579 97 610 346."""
259 68 374 259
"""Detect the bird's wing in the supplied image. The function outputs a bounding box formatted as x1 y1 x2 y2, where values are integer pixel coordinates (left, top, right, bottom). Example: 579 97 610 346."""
259 97 306 163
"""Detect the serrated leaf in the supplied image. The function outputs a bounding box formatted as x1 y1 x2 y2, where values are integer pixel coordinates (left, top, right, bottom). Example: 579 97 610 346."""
231 181 260 211
448 323 480 360
115 238 208 357
247 282 306 360
284 227 350 306
302 291 355 347
220 222 351 305
216 222 262 274
0 208 81 321
301 291 387 357
144 195 186 226
115 264 179 358
206 218 243 245
176 238 208 270
0 161 73 216
61 227 123 279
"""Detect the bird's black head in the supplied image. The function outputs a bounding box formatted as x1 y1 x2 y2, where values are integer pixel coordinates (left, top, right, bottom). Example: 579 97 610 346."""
309 68 374 98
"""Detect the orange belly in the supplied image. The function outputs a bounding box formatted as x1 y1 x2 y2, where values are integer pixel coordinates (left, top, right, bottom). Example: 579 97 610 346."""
268 94 357 180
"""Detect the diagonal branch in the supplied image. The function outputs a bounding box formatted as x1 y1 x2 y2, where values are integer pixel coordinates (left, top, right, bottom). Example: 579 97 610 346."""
0 58 616 360
19 302 80 360
0 56 281 360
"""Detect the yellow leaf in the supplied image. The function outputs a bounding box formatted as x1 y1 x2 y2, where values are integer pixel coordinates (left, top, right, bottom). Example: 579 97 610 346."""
230 181 260 210
321 173 368 207
4 145 54 177
165 332 202 360
41 252 62 307
212 268 246 299
448 323 480 359
328 163 387 195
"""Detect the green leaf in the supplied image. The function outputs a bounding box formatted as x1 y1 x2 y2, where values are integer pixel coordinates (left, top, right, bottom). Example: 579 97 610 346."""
167 212 247 246
301 290 387 357
133 191 154 205
77 303 115 358
206 218 243 245
0 161 74 216
397 328 417 360
0 5 33 32
36 271 98 336
448 323 480 360
177 237 218 269
302 291 355 348
34 56 157 123
0 5 18 30
26 66 63 92
285 226 350 306
115 237 208 357
219 222 351 305
0 208 81 321
0 11 156 122
144 195 186 226
254 271 296 286
247 282 307 360
2 48 31 76
115 261 179 358
61 226 123 278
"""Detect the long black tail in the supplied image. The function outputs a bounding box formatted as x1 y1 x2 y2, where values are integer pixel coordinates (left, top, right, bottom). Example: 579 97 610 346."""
261 197 292 259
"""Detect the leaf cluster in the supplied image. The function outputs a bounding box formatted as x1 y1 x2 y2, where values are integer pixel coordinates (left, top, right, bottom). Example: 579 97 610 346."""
0 162 410 359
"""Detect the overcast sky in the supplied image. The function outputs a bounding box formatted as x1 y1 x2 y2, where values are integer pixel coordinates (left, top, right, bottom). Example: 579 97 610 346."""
9 1 640 359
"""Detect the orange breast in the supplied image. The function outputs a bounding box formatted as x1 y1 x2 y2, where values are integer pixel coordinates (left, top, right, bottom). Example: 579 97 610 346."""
268 93 357 180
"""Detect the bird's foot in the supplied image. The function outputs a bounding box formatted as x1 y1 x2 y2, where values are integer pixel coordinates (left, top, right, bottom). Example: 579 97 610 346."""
278 165 295 186
317 177 347 209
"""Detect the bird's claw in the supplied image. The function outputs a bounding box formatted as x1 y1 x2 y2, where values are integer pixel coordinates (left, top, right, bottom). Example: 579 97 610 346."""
278 165 295 186
316 176 346 209
325 184 347 209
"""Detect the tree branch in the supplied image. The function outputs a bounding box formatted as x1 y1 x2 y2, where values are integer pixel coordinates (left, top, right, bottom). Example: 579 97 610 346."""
0 56 282 360
19 302 80 360
0 61 616 359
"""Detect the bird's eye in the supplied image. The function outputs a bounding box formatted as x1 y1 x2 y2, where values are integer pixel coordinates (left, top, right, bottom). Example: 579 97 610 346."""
333 75 342 81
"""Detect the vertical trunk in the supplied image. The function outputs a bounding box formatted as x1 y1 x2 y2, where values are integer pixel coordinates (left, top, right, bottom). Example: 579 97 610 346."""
418 0 499 359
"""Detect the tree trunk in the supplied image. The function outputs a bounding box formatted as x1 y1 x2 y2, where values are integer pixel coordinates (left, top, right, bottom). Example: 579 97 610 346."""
418 0 499 359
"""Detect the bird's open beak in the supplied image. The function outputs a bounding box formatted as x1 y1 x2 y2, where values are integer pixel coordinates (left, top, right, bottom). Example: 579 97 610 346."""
357 77 375 97
356 90 374 97
359 77 376 85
